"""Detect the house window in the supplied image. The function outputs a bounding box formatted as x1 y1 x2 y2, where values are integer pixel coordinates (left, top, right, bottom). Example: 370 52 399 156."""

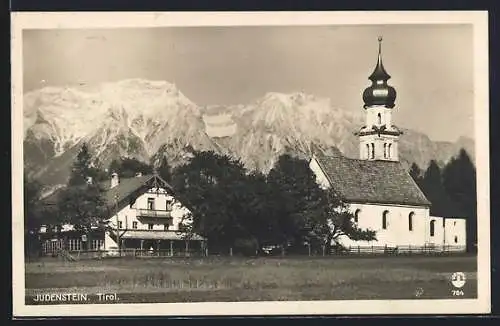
148 224 154 230
371 143 375 159
366 144 370 159
354 209 360 223
166 199 173 211
382 210 389 229
454 236 458 243
164 224 169 231
454 221 457 226
430 220 436 237
408 212 414 231
377 113 382 125
388 144 392 158
147 198 155 210
132 221 138 229
118 221 123 229
383 143 387 158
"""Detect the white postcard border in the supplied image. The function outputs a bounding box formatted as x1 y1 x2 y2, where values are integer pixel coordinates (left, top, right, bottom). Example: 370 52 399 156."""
11 11 490 317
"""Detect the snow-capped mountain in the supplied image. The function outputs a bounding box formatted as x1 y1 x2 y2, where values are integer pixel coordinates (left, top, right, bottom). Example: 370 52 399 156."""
23 79 475 187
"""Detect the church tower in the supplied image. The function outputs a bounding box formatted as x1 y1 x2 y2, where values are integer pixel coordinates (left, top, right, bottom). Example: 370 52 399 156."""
356 37 403 161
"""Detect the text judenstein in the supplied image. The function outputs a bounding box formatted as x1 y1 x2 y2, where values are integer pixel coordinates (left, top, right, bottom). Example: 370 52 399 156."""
32 293 89 302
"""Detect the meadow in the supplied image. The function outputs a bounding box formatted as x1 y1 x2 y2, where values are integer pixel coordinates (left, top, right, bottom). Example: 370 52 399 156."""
25 255 477 304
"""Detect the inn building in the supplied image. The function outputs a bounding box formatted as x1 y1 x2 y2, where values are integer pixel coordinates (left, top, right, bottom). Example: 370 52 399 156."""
40 172 205 255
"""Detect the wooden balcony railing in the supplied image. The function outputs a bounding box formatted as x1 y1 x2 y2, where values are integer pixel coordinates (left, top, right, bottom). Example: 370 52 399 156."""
136 209 172 219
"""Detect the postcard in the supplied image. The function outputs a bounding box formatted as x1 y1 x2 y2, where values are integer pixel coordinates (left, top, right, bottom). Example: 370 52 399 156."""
11 11 490 317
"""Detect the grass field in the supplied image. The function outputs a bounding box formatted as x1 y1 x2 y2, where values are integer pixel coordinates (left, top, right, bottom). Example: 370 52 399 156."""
25 255 477 304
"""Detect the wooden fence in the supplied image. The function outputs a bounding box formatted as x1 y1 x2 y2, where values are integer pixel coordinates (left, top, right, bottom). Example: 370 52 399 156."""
330 244 467 256
37 244 468 261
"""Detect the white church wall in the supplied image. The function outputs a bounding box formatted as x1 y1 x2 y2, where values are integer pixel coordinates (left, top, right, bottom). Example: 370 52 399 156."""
338 203 431 248
309 157 331 190
442 217 467 248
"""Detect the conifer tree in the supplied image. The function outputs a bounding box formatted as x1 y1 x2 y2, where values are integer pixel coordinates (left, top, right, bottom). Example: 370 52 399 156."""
442 149 477 251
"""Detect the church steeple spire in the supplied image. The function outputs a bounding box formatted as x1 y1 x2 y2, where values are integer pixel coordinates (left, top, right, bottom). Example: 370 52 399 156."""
362 36 397 109
356 36 402 162
368 36 391 82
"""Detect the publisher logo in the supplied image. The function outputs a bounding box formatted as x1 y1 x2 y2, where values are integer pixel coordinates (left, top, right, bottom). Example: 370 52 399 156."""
451 272 466 288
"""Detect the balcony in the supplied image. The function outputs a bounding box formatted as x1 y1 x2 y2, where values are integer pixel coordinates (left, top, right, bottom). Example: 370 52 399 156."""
136 209 172 219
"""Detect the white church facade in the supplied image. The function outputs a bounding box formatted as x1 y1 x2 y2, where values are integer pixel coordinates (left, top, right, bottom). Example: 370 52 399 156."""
309 37 466 252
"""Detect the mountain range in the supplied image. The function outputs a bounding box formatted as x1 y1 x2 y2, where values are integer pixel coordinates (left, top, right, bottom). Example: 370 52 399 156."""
23 78 475 190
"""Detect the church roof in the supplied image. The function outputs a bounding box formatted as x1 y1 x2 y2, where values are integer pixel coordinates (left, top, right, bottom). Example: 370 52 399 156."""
312 152 431 207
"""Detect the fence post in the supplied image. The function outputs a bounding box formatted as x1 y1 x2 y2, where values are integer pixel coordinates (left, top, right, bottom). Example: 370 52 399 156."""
170 240 173 257
358 245 360 254
322 245 325 257
308 243 311 257
230 247 233 257
371 245 374 254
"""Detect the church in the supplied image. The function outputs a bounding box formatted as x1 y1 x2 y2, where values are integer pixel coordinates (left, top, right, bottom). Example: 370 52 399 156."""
309 37 467 252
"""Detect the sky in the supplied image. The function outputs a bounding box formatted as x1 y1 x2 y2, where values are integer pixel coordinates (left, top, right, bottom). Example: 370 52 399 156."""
23 24 474 142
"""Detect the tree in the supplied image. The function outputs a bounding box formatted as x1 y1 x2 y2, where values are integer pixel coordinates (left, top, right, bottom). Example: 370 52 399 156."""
171 150 250 251
24 174 43 233
158 156 173 182
266 154 328 251
58 144 108 248
309 189 376 253
57 184 107 234
68 143 94 186
442 149 477 252
108 157 153 178
409 162 423 185
24 174 44 256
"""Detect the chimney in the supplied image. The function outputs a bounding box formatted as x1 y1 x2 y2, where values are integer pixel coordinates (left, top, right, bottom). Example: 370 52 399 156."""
110 172 119 189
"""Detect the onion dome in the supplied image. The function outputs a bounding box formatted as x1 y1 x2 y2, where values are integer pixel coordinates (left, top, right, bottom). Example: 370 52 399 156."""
362 37 397 109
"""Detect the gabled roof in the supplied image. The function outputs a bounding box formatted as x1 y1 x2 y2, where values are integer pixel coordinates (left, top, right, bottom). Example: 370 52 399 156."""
101 174 173 207
312 152 431 207
42 174 176 215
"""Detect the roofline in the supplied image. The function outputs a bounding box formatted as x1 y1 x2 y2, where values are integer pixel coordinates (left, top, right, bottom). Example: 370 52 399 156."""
310 155 346 201
402 166 433 206
345 200 431 208
312 154 432 208
430 215 469 220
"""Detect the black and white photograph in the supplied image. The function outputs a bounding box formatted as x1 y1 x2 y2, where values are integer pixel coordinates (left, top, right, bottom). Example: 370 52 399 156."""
11 11 490 316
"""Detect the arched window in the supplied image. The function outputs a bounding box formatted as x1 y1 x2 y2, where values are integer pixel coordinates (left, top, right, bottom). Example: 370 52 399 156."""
382 210 389 229
377 113 382 124
454 236 458 243
430 220 436 237
408 212 414 231
383 143 387 158
371 143 375 159
354 209 361 223
366 144 370 159
388 143 392 158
